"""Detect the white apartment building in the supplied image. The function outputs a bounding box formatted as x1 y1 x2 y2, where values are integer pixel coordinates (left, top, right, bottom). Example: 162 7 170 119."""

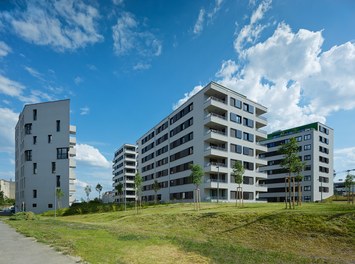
137 82 268 203
15 100 76 213
112 144 137 203
259 122 334 202
0 179 15 200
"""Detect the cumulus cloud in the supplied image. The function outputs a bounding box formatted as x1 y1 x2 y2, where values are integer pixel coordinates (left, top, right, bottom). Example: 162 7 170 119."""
80 106 90 115
0 41 11 57
193 9 205 35
0 108 18 151
75 143 111 168
112 12 162 57
112 0 124 6
234 0 272 54
1 0 103 51
173 85 203 110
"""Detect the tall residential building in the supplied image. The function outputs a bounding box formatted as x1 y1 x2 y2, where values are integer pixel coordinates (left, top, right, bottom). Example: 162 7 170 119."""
15 100 76 213
259 122 334 202
136 82 268 203
0 179 15 200
112 144 137 203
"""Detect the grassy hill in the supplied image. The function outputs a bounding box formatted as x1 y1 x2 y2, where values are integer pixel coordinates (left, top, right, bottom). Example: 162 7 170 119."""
4 203 355 263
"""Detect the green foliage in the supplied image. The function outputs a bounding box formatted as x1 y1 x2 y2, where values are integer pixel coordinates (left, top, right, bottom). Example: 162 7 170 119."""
0 190 4 204
232 161 245 185
345 174 354 189
9 211 39 221
280 137 303 174
95 183 103 199
189 164 204 188
115 182 123 196
134 172 142 191
63 202 120 216
84 185 91 201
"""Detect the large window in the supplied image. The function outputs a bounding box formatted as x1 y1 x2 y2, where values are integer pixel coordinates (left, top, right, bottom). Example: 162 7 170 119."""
33 189 37 198
230 97 242 109
56 120 60 132
230 113 241 124
230 128 242 139
57 148 69 159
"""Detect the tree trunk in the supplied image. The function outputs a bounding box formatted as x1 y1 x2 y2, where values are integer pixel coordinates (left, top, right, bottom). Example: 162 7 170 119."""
284 177 288 209
288 174 291 209
298 181 302 206
292 177 295 209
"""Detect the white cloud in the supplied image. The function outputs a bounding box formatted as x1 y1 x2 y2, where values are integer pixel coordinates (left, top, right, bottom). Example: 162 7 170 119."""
193 9 205 35
75 179 89 188
173 85 203 110
87 64 97 71
0 108 18 150
234 0 272 54
74 76 83 85
0 41 11 57
24 66 44 81
0 74 56 104
112 12 162 57
112 0 124 6
80 106 90 115
75 143 111 169
207 0 224 20
2 0 103 51
133 62 151 71
334 147 355 180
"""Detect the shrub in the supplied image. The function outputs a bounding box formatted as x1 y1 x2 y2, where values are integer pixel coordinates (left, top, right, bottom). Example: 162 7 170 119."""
63 202 120 216
9 212 39 221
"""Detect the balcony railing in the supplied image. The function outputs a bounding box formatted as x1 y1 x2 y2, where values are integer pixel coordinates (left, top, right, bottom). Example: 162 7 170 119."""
257 115 267 121
205 178 228 183
205 146 227 152
206 129 226 136
205 112 227 120
205 96 226 104
257 128 267 134
205 162 227 167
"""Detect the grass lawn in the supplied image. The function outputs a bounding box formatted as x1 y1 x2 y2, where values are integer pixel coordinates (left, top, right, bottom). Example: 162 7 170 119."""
4 202 355 264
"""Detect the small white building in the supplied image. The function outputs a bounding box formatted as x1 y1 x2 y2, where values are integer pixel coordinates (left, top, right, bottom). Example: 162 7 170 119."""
15 99 76 213
0 179 15 200
102 191 115 203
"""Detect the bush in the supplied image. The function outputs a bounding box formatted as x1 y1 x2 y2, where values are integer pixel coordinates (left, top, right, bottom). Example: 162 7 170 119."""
9 212 39 221
63 202 120 216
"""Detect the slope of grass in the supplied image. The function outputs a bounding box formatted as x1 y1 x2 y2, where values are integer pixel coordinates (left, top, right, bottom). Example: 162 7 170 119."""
5 203 355 264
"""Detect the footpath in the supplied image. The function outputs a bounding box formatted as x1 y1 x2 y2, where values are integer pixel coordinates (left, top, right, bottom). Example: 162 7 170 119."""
0 220 81 264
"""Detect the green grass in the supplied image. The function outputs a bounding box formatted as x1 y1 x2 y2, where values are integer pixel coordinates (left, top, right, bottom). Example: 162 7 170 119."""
4 203 355 264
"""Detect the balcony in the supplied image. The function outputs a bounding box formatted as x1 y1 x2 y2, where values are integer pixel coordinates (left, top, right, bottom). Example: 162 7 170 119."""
204 128 227 143
204 112 228 127
69 147 76 157
204 96 227 111
204 146 227 158
69 137 76 146
70 125 76 135
69 158 76 168
255 184 268 192
204 162 229 173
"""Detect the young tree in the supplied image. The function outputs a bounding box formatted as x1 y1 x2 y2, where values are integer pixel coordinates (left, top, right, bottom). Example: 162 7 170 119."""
96 183 103 200
152 180 161 205
232 160 245 207
115 182 123 205
134 172 143 213
280 137 303 209
84 185 91 201
56 188 64 209
345 173 354 204
295 161 305 206
189 164 204 211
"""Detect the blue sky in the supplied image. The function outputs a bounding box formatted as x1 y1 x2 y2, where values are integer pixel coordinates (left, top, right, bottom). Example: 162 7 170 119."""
0 0 355 201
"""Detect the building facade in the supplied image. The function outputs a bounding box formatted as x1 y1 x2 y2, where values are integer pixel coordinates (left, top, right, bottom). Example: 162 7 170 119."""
136 82 268 203
0 179 15 200
259 122 334 202
112 144 137 203
15 100 76 213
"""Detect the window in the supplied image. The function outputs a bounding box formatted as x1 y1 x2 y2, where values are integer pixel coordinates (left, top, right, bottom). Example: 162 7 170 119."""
243 103 254 114
243 161 254 170
230 128 242 139
25 123 32 135
33 136 37 145
243 132 254 142
319 136 329 145
32 203 37 208
25 150 32 161
52 162 56 174
304 155 311 161
56 120 60 132
56 175 61 188
57 148 69 159
230 97 242 109
304 134 311 140
243 118 254 128
296 136 302 142
48 204 53 208
304 186 311 191
48 135 52 143
243 147 254 156
304 165 311 171
304 175 311 181
33 109 37 121
230 113 241 124
231 144 242 154
33 189 37 198
33 163 37 174
304 144 311 151
319 146 329 154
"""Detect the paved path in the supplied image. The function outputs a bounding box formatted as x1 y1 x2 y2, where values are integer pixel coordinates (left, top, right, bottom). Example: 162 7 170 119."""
0 220 81 264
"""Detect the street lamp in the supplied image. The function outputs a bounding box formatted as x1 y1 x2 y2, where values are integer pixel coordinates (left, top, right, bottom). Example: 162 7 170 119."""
217 165 220 203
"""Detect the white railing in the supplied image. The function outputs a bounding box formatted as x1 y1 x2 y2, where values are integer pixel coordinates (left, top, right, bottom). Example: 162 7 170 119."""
206 129 226 136
205 145 227 152
205 112 226 120
205 162 227 167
